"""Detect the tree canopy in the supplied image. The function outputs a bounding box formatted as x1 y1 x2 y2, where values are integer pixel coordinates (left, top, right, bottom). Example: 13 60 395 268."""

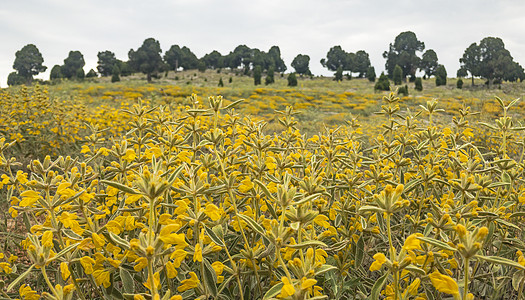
61 51 85 80
97 51 118 77
459 37 525 86
12 44 47 85
291 54 311 75
129 38 165 82
383 31 425 79
420 49 439 77
321 46 370 76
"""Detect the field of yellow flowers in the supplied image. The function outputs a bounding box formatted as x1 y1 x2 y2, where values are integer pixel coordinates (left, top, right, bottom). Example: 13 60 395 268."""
2 78 525 299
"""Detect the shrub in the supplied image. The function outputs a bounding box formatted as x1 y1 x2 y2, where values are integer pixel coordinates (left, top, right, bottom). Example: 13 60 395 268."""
393 65 403 85
218 77 224 87
287 72 298 86
375 72 390 91
414 77 423 91
398 84 409 96
366 66 376 82
253 65 262 85
435 64 447 86
457 78 463 89
334 66 343 82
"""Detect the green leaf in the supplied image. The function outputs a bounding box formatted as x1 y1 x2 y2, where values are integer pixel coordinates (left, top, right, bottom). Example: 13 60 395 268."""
417 236 456 252
203 259 218 296
7 264 34 291
254 179 276 201
100 180 139 195
358 205 384 214
237 214 265 238
48 243 80 262
369 271 390 300
405 265 426 275
355 237 365 268
287 240 327 249
224 99 244 109
292 193 321 206
107 232 131 249
263 282 284 300
120 267 134 294
205 225 224 247
475 255 525 270
315 264 337 276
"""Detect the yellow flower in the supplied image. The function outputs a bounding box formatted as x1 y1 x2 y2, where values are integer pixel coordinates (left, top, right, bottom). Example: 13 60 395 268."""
193 243 203 262
19 284 40 300
92 232 106 248
170 249 188 267
123 149 136 162
280 277 295 298
134 257 148 272
166 261 178 279
314 215 330 228
19 190 41 207
204 203 221 221
369 253 387 271
93 269 111 288
159 225 188 249
178 272 200 292
402 234 422 251
143 271 160 291
429 270 459 295
60 262 71 281
80 256 96 274
238 176 254 193
41 231 53 249
265 156 277 170
301 277 317 290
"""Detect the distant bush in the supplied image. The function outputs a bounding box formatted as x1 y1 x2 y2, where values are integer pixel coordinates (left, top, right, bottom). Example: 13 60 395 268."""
253 65 262 85
218 77 224 87
393 65 403 85
436 65 447 86
457 78 463 89
415 77 423 91
398 84 409 96
334 66 343 82
287 73 298 86
366 66 376 82
375 72 390 91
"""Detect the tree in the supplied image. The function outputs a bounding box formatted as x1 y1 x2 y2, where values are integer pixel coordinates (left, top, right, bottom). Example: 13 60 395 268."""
201 50 223 69
266 46 287 72
393 65 403 85
97 51 118 76
111 64 120 82
61 51 85 79
374 72 390 91
456 68 468 78
129 38 164 82
218 77 224 87
287 73 297 86
334 66 343 82
459 37 523 87
321 46 348 71
354 50 371 77
265 66 275 85
86 69 97 78
7 72 24 86
457 78 463 89
414 77 423 91
50 65 62 80
420 49 438 77
253 65 262 85
366 66 376 82
383 31 425 79
291 54 311 76
12 44 47 85
435 64 447 86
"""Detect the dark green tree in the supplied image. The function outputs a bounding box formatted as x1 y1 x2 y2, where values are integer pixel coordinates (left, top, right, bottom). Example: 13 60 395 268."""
197 61 206 73
459 43 480 85
266 46 287 72
435 64 447 86
419 49 438 77
12 44 47 85
393 65 403 85
354 50 371 77
218 77 224 87
366 66 376 82
164 45 183 71
97 51 118 76
50 65 62 80
456 68 468 78
291 54 311 76
334 66 343 82
76 68 85 81
128 38 164 82
398 85 408 96
414 77 423 91
253 65 262 85
374 72 390 91
86 69 97 78
111 64 120 82
7 72 24 86
201 50 223 69
383 31 425 79
321 46 348 71
287 73 297 86
265 66 275 85
457 78 463 89
61 51 85 79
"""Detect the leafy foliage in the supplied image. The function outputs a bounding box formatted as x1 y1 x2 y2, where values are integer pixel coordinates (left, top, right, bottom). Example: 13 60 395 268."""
383 31 425 79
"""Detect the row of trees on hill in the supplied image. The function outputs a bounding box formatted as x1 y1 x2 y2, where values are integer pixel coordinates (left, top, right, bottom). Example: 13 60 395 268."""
7 33 525 87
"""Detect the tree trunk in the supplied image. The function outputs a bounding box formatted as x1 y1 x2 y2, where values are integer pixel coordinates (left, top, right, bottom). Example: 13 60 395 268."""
471 76 474 86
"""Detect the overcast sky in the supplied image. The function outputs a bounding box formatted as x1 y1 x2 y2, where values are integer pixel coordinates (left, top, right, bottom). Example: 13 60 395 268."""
1 0 524 86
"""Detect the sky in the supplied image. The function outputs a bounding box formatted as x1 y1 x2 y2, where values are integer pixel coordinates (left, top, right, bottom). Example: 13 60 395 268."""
1 0 525 86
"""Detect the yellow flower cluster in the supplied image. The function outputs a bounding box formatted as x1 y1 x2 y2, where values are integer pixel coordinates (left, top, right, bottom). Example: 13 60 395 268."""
1 91 525 300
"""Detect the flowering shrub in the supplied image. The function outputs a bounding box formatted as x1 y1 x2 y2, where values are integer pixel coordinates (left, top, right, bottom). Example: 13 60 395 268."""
1 91 525 299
